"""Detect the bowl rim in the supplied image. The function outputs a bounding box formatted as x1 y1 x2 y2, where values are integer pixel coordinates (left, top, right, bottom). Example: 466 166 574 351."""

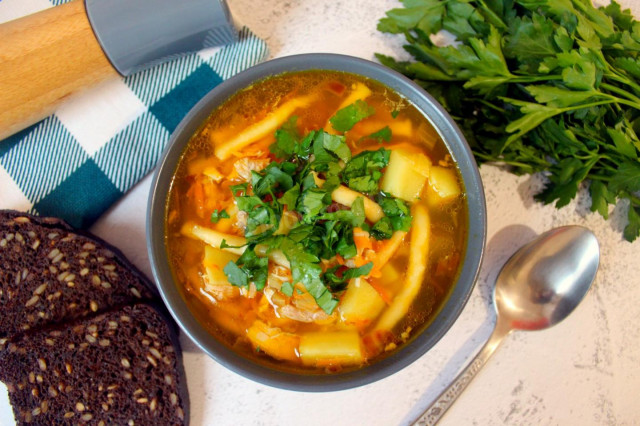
147 53 486 392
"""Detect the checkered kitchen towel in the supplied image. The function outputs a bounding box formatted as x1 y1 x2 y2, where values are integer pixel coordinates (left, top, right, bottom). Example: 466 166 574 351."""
0 0 268 228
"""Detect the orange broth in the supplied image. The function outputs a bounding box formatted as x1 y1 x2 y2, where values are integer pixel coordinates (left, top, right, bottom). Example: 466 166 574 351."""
166 70 467 374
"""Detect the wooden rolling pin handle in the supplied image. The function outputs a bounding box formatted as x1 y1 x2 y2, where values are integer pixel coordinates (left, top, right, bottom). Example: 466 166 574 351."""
0 0 119 140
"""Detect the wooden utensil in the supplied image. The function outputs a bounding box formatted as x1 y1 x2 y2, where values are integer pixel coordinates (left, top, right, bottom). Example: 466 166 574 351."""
0 0 237 141
0 0 117 140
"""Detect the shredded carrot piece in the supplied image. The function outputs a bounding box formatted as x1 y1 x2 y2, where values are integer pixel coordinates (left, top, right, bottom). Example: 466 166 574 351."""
371 231 406 275
368 281 392 305
353 227 373 252
185 179 206 218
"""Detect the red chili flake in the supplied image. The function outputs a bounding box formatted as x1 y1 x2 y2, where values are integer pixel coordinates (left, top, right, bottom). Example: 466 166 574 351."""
328 81 346 95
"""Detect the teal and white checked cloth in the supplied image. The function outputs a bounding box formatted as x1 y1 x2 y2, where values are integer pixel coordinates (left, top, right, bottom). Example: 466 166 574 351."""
0 0 268 228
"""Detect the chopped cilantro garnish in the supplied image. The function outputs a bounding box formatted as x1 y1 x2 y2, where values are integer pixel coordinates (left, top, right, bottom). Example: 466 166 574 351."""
343 148 390 194
229 182 249 196
322 134 351 163
391 110 399 119
317 197 365 227
371 217 393 240
280 281 294 297
299 189 328 220
347 175 379 194
252 162 294 198
224 247 268 291
329 100 376 132
270 116 299 159
362 126 392 143
278 184 300 211
280 238 338 314
323 262 374 291
221 107 417 313
223 261 248 287
210 209 230 223
377 193 413 232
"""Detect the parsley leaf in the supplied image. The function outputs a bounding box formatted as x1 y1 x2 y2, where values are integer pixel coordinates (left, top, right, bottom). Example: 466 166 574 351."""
329 100 376 132
625 205 640 242
278 183 300 211
377 0 640 241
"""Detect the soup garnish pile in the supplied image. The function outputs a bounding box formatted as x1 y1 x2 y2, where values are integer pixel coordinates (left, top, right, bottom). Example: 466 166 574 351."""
166 70 467 373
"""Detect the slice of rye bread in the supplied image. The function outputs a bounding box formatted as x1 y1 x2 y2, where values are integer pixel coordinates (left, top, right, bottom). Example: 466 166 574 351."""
0 303 189 425
0 210 157 344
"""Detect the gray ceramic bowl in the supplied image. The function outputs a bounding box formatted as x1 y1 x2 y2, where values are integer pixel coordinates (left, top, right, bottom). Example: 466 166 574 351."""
147 53 486 391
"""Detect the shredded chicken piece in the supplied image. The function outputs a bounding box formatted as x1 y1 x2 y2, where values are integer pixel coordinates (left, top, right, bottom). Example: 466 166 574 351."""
231 157 271 182
234 211 248 232
279 305 330 323
201 272 238 301
239 282 258 299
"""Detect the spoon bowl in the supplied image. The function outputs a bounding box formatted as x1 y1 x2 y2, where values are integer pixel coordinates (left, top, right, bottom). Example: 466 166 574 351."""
415 226 600 425
495 226 600 332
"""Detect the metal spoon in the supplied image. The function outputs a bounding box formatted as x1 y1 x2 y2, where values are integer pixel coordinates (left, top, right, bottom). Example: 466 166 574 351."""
414 226 600 426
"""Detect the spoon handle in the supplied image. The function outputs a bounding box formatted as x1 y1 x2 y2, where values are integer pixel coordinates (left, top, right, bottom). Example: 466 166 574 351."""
413 320 511 426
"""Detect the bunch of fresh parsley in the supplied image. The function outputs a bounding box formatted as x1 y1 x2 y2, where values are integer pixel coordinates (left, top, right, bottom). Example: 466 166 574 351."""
220 103 412 314
377 0 640 241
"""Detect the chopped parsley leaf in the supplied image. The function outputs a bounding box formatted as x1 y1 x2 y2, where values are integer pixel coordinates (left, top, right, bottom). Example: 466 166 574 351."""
221 103 416 313
280 281 294 297
362 126 392 143
329 100 376 132
210 209 230 223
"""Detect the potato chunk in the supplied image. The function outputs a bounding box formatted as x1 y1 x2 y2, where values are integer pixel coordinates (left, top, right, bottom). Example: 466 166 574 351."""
299 331 363 366
381 149 431 202
203 246 239 287
339 278 385 327
429 166 462 201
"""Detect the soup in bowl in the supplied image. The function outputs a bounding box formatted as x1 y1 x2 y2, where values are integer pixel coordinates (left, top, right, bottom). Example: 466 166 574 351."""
147 54 486 390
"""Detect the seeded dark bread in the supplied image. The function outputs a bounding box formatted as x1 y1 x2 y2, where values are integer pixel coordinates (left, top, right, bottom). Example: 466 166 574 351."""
0 303 189 425
0 210 157 345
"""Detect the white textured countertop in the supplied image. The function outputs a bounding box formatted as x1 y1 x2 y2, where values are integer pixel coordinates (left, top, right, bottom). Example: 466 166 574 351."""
2 0 640 425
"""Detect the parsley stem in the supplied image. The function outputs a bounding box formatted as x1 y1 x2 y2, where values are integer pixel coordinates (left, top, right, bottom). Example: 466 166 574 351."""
510 75 563 83
559 100 619 112
601 83 640 105
468 98 506 113
473 151 549 169
602 94 640 111
587 174 611 182
605 72 640 96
